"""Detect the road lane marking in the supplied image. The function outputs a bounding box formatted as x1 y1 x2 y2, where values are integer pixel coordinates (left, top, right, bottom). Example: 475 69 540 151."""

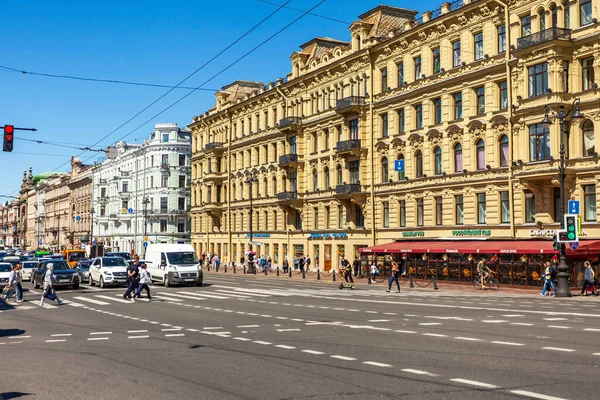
450 378 499 389
9 336 31 339
128 335 149 339
482 320 508 323
547 325 571 329
203 327 224 330
87 337 109 341
185 328 199 332
161 328 182 332
95 295 131 304
128 330 148 333
237 325 260 328
502 314 525 317
259 315 273 318
419 322 442 326
509 390 567 400
510 323 534 326
542 347 575 352
45 339 66 343
73 296 110 305
275 345 296 349
331 355 356 361
253 341 272 345
51 334 72 337
90 332 112 335
233 337 251 341
165 333 185 337
583 328 600 332
394 330 416 334
277 329 301 332
491 341 524 346
302 350 324 355
422 333 448 338
363 361 392 367
454 337 482 341
368 319 391 322
544 318 568 321
401 369 438 377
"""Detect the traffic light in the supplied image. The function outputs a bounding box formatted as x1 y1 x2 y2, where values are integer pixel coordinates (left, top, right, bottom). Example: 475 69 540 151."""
553 235 560 250
564 214 578 241
3 125 14 152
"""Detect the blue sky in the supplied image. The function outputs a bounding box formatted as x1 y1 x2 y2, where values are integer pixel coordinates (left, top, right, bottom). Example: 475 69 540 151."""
0 0 440 196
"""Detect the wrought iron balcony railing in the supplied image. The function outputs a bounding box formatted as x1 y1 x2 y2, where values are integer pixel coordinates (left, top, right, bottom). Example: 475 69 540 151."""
278 154 299 164
335 183 361 195
517 27 571 50
335 139 361 152
204 142 224 151
277 191 298 201
336 96 366 110
279 116 302 128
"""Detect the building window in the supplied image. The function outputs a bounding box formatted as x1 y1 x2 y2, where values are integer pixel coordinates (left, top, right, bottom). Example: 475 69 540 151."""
399 200 406 227
160 219 167 232
338 205 344 228
178 175 186 188
581 0 593 26
416 198 424 226
500 191 510 223
499 135 509 167
383 201 390 228
349 160 360 184
455 195 464 225
381 113 389 137
475 86 485 115
474 32 484 60
477 193 487 224
454 143 463 172
162 133 169 143
177 221 185 233
398 109 405 134
414 56 422 80
432 47 441 74
313 208 318 230
336 165 342 185
452 40 461 67
295 211 302 230
582 57 595 90
453 92 462 119
325 206 330 229
584 184 597 221
476 139 485 170
122 182 128 193
435 196 443 225
397 154 405 180
121 199 128 211
100 206 106 217
497 24 506 53
312 169 318 191
381 157 389 183
528 62 548 97
381 67 388 92
350 119 359 139
539 10 546 31
521 15 531 36
415 150 423 178
499 81 508 110
434 146 442 175
551 6 558 27
179 155 186 166
161 175 168 188
324 167 330 189
178 197 185 211
582 120 595 156
397 62 404 86
161 197 168 213
564 1 571 28
162 154 168 166
355 205 364 227
415 103 423 129
433 98 442 124
553 187 561 222
524 190 536 223
563 61 569 92
289 135 297 154
529 124 551 161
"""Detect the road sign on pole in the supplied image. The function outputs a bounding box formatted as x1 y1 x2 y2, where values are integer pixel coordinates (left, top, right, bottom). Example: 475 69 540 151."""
128 208 134 214
143 242 148 248
248 241 264 246
568 200 580 215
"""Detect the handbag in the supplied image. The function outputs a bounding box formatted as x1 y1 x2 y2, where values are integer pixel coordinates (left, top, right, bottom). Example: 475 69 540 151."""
2 285 10 295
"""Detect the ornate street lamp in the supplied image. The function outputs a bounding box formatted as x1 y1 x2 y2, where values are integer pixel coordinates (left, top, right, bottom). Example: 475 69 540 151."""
244 171 259 274
541 98 583 297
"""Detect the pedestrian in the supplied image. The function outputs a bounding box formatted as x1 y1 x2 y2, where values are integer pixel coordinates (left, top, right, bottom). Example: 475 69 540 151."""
341 256 353 285
305 256 311 271
40 264 63 306
540 261 556 297
298 256 305 273
215 255 221 272
353 258 360 277
267 257 272 272
2 264 19 302
15 264 23 302
581 261 596 296
386 261 401 293
282 257 289 274
370 262 379 283
240 255 245 269
132 262 152 302
123 255 140 300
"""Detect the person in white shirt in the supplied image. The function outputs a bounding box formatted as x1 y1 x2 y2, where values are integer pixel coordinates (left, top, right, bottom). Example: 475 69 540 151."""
133 263 152 302
40 264 62 306
370 262 379 283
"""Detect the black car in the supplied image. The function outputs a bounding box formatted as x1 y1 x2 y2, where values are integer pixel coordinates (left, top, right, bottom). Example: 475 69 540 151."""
75 260 93 283
32 260 80 290
105 252 132 261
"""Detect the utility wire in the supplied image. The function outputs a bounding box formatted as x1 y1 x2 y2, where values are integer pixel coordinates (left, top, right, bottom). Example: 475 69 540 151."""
257 0 350 24
0 64 221 92
15 137 105 152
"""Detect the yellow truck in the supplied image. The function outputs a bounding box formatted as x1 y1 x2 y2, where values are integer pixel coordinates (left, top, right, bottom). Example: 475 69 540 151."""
63 249 88 267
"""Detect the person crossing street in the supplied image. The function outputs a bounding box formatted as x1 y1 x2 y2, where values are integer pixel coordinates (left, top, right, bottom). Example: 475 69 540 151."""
40 264 62 306
386 261 401 293
133 262 152 302
124 255 140 300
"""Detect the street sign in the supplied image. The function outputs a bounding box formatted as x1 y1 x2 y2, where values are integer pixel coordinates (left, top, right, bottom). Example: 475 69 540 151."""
143 236 148 241
568 200 580 215
569 242 579 251
394 159 405 172
75 216 81 222
128 208 134 214
122 208 127 213
143 242 148 248
248 241 264 246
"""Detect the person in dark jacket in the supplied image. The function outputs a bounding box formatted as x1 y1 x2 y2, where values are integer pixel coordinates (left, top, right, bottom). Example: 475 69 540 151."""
581 261 596 296
352 259 360 277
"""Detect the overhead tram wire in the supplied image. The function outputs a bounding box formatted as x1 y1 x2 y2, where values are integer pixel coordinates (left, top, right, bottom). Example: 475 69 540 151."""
257 0 351 24
41 0 294 175
82 0 330 164
15 137 105 152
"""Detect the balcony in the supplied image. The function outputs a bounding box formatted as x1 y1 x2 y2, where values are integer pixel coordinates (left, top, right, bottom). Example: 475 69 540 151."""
517 27 571 50
277 191 302 208
161 164 170 170
99 179 107 184
278 153 303 168
204 142 225 155
279 117 302 132
203 202 223 216
334 139 362 156
98 197 108 205
334 183 365 201
203 170 226 183
109 214 117 219
335 96 366 115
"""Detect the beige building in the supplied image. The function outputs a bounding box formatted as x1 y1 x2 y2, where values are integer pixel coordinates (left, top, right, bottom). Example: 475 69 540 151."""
68 157 93 246
189 0 600 271
43 173 71 251
0 199 20 248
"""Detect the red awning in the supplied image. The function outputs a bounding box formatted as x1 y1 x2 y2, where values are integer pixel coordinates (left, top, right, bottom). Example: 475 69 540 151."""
359 240 558 255
566 240 600 257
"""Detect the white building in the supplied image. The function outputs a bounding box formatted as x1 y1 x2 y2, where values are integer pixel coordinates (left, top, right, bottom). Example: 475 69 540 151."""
92 123 192 255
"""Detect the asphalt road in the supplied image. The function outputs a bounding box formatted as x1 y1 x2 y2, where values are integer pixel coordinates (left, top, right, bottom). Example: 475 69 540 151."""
1 273 598 400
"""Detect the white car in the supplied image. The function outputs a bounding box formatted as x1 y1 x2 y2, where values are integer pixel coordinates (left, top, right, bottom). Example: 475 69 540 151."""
21 261 37 282
0 262 12 287
88 257 129 288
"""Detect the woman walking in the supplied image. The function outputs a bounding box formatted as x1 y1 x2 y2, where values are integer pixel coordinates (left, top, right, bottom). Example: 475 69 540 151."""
133 262 152 302
386 261 401 293
581 261 596 296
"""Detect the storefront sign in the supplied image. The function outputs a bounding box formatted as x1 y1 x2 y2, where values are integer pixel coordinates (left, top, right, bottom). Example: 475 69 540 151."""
529 228 587 237
245 233 270 238
402 231 425 238
307 233 348 240
452 229 491 237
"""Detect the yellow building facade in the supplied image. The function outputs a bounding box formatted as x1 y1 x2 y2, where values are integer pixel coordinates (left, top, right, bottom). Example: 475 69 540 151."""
189 0 600 270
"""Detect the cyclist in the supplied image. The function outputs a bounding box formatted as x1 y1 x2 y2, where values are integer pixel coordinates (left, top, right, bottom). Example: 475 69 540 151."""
476 257 490 289
341 256 354 287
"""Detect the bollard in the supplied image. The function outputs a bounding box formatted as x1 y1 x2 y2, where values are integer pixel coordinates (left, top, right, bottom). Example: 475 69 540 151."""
277 266 280 276
317 269 320 280
432 275 439 290
302 269 306 279
332 270 336 282
409 275 414 288
264 266 267 276
367 271 371 284
225 264 227 273
243 265 246 274
234 264 236 274
288 267 292 278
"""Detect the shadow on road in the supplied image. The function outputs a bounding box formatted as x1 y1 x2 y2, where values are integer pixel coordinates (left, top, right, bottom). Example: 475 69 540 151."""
0 329 26 338
1 392 33 400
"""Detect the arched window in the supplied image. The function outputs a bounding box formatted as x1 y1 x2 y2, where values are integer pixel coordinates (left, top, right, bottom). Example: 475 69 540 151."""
263 178 268 197
539 10 545 31
397 154 405 180
294 63 300 77
312 169 318 191
564 1 570 28
476 139 485 170
551 6 558 27
272 176 277 196
582 120 595 156
454 143 463 172
499 135 509 167
381 157 389 183
336 165 343 185
324 167 330 189
433 146 442 175
415 150 423 178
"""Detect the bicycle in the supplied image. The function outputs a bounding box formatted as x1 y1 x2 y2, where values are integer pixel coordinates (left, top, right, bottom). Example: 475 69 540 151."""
473 271 499 290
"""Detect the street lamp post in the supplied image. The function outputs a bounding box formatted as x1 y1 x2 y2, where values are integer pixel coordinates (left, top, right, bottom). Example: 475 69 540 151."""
541 98 583 298
245 171 258 274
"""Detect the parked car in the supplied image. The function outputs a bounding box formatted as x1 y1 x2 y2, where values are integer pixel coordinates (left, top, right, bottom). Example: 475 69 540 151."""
0 262 12 287
32 260 80 290
104 252 132 261
75 260 93 283
21 261 37 282
88 257 129 288
2 256 22 267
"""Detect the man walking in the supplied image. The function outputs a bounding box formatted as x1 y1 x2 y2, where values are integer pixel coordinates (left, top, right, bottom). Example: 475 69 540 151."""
124 255 140 300
298 256 305 273
386 261 401 293
341 256 353 286
40 264 63 306
540 261 556 296
133 262 152 302
353 258 360 277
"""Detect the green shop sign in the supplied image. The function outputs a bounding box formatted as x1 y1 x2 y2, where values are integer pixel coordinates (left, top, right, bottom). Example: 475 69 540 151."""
402 231 425 237
452 229 491 237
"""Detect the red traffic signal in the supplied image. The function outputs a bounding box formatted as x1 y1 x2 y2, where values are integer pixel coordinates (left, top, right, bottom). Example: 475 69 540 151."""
3 125 14 152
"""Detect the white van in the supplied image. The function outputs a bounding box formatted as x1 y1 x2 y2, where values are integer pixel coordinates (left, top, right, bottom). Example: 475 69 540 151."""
144 244 202 287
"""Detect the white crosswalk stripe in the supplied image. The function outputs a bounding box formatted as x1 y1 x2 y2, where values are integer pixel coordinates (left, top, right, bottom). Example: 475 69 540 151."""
94 295 132 304
73 296 110 305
